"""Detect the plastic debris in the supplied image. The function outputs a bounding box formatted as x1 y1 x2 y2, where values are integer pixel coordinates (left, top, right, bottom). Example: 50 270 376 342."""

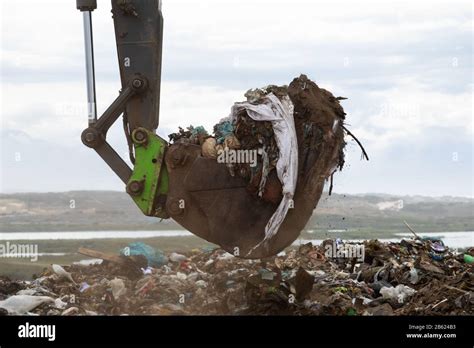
176 272 187 281
141 267 153 275
195 280 208 288
79 282 91 293
16 289 37 296
169 252 188 263
346 307 357 316
464 254 474 264
431 241 446 253
73 259 103 267
430 252 444 261
229 92 298 250
213 120 234 144
259 269 276 281
169 125 208 145
54 298 68 309
380 285 417 304
52 264 76 284
109 278 126 300
0 295 54 314
191 126 208 141
409 268 419 285
120 242 168 268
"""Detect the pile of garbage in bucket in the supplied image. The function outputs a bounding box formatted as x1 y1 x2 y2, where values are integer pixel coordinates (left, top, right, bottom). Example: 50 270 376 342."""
0 237 472 316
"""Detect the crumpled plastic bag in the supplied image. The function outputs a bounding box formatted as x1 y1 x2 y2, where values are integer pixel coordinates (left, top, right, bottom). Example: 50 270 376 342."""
120 242 168 268
229 93 298 252
380 284 416 304
0 295 54 314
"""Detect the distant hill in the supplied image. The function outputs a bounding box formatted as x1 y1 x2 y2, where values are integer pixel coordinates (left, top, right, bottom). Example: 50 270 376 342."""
0 191 472 235
310 193 473 236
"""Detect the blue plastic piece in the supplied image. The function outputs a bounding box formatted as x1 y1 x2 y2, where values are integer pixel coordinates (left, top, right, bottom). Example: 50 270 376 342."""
429 252 444 261
214 121 234 144
120 242 168 267
191 126 208 137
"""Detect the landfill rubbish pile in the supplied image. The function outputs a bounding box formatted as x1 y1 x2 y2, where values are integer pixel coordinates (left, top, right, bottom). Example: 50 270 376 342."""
168 84 301 199
0 238 472 316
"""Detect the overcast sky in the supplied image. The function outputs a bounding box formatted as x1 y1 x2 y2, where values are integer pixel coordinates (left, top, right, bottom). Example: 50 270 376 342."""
0 0 472 197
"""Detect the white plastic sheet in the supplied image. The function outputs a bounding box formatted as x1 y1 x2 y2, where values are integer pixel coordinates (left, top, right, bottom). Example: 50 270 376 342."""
229 93 298 252
0 295 54 314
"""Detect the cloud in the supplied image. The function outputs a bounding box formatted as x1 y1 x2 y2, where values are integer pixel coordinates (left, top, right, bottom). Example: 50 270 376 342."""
334 127 473 197
0 0 472 196
1 80 245 144
344 76 473 152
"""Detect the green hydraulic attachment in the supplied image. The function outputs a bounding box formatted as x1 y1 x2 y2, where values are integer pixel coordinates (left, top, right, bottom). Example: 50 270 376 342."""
126 127 169 219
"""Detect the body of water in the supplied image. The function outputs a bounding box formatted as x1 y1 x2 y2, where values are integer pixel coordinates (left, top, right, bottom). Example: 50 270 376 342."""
0 230 192 240
297 231 473 249
0 230 472 248
395 231 473 249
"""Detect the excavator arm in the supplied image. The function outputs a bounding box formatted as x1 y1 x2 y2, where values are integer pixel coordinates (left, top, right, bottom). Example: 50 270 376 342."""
77 0 169 218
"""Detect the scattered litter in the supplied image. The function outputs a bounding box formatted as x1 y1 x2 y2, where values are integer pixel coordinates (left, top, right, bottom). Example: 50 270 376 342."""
259 269 276 281
431 241 446 253
54 298 68 309
0 295 54 315
176 272 187 281
380 285 416 304
79 282 91 293
409 268 419 285
52 264 76 284
464 254 474 264
430 253 444 261
0 237 471 316
16 289 37 296
73 259 103 267
109 278 126 300
141 267 153 275
195 280 208 288
169 252 187 263
120 242 168 268
346 307 357 316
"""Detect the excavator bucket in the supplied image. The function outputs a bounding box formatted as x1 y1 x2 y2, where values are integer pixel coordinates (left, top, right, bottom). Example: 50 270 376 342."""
165 75 346 258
